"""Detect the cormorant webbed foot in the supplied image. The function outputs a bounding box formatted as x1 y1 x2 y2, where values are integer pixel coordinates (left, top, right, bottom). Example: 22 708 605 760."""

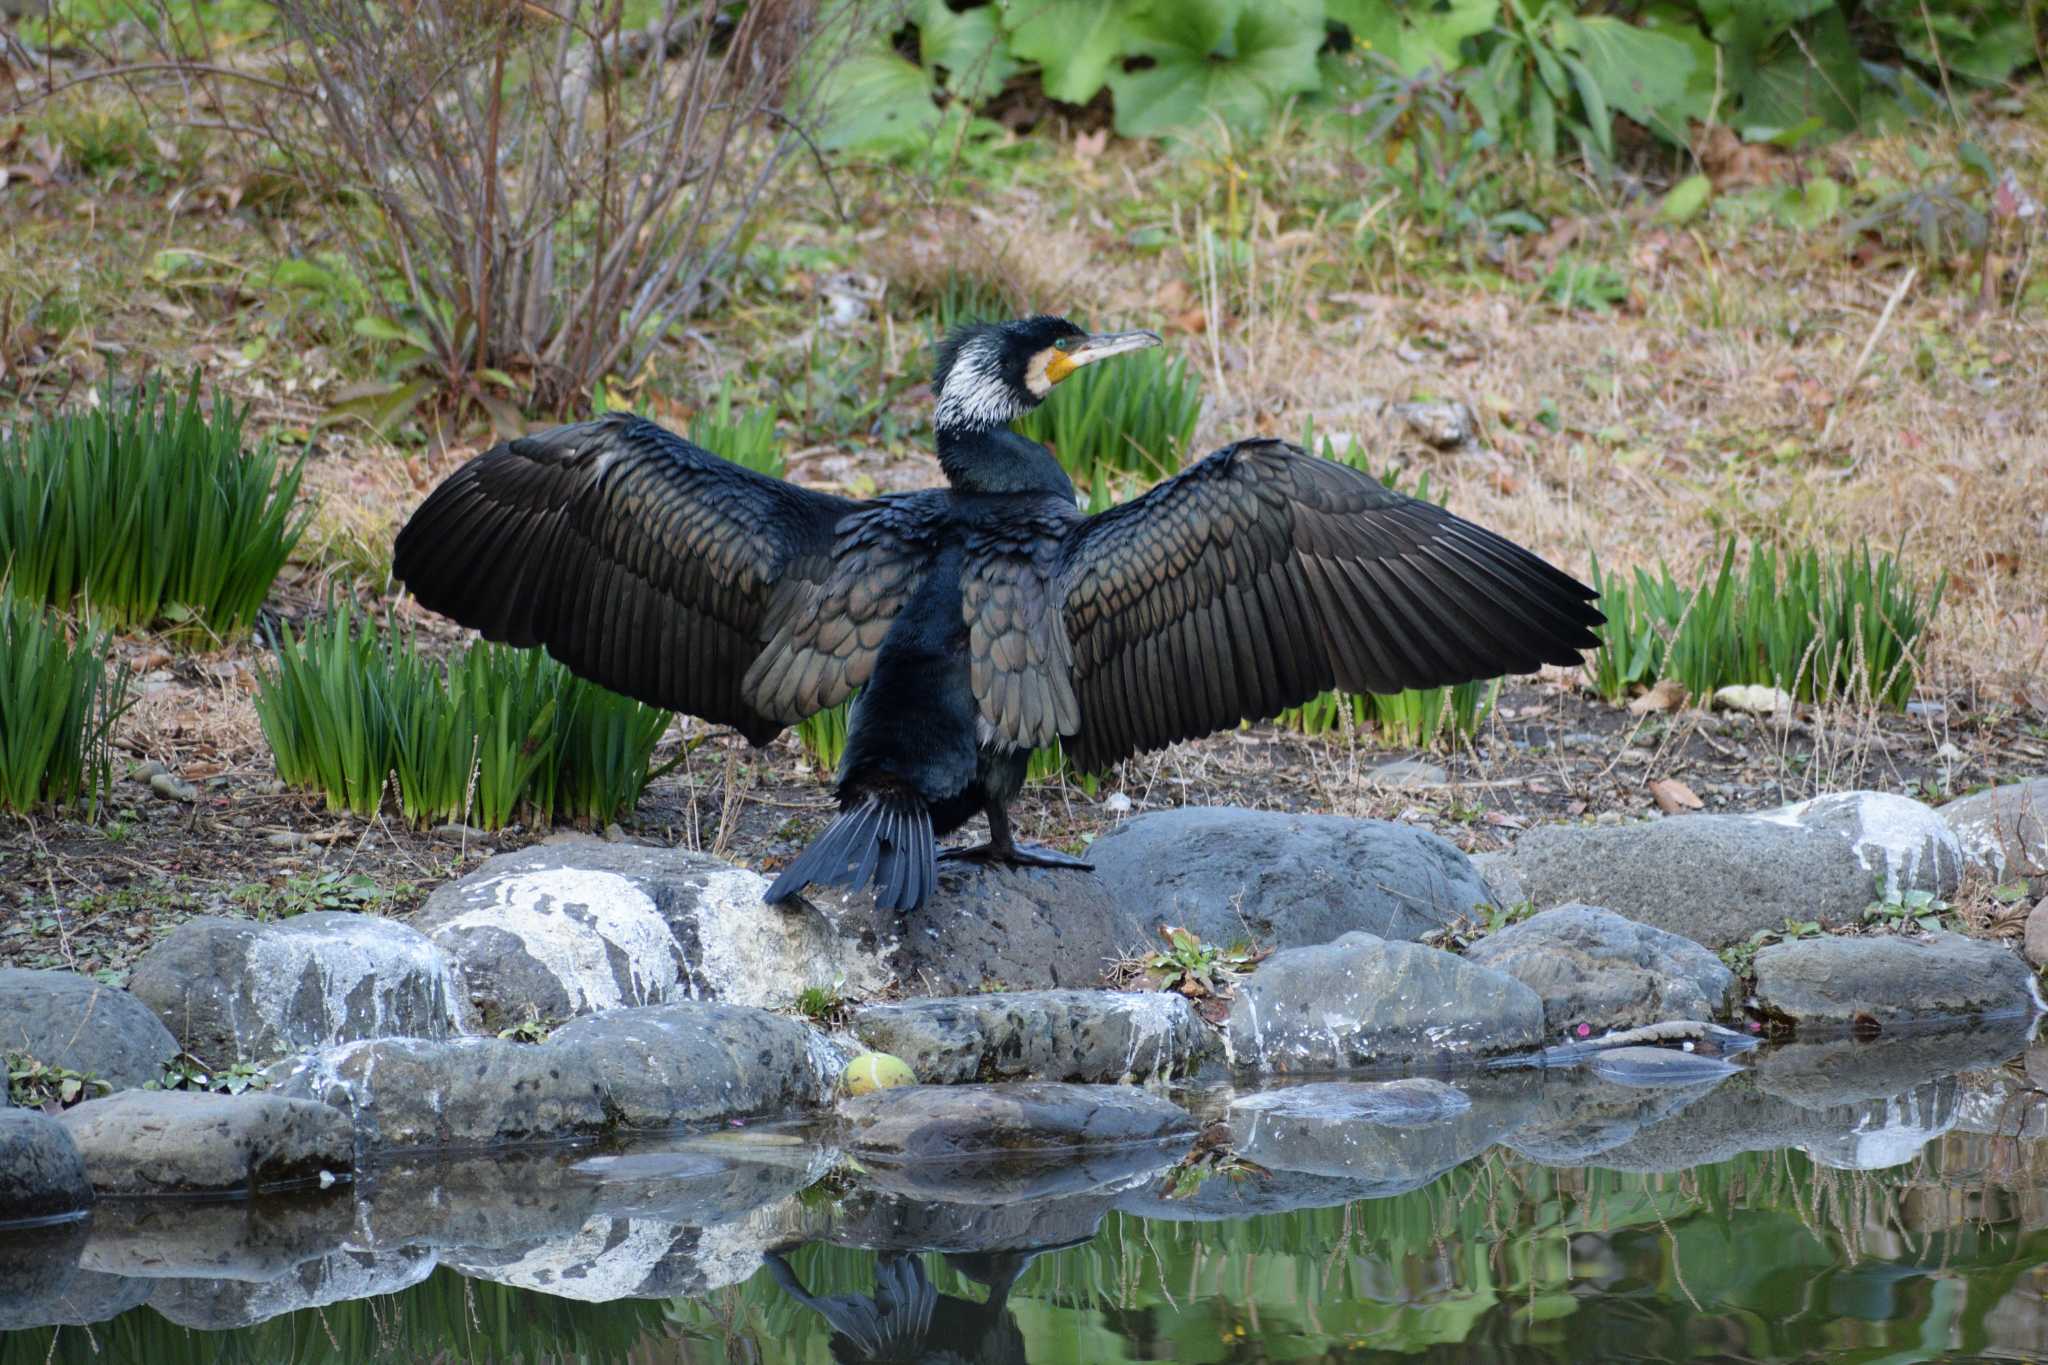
938 840 1094 871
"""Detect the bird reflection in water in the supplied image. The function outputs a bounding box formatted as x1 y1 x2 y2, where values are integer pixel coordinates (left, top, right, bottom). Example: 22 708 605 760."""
762 1247 1039 1365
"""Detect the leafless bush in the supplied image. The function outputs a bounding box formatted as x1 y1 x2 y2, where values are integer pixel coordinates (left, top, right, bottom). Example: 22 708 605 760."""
235 0 844 420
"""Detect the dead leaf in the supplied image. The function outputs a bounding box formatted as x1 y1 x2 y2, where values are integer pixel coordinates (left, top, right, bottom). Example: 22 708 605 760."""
1072 128 1108 162
1649 777 1704 813
1172 307 1206 334
1628 677 1688 716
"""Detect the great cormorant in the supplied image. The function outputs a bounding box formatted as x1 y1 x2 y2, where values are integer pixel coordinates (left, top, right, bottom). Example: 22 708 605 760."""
392 316 1603 911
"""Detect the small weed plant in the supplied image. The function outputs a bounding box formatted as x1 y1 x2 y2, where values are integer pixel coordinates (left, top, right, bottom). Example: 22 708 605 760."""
1864 883 1956 934
232 870 400 920
1719 918 1825 978
154 1053 270 1096
255 598 672 830
1127 925 1270 1010
796 977 853 1027
7 1053 110 1110
0 599 130 818
0 374 308 640
1589 539 1943 710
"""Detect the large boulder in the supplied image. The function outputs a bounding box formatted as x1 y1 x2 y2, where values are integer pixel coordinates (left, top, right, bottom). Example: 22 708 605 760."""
413 842 893 1029
850 990 1213 1085
0 1107 93 1226
1940 778 2048 882
839 1082 1196 1163
0 969 180 1092
1755 791 1963 898
270 1001 839 1152
55 1090 353 1196
1087 807 1485 949
1463 904 1735 1034
129 913 462 1066
1752 932 2041 1028
1225 932 1544 1073
1498 814 1875 948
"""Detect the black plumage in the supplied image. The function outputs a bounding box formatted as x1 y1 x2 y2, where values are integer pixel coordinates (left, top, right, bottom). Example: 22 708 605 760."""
393 314 1604 912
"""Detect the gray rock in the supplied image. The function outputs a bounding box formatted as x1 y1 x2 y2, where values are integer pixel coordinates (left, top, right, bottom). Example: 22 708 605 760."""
1753 932 2041 1027
353 1149 607 1254
271 1002 838 1152
1754 1016 2034 1109
2028 897 2048 968
828 1141 1175 1251
0 1220 101 1332
447 1197 815 1302
1226 1079 1472 1125
81 1193 356 1282
1468 851 1527 910
1757 791 1963 897
1796 1080 1957 1170
1087 808 1486 951
850 990 1212 1085
839 1082 1195 1162
55 1090 352 1196
1365 759 1448 787
414 842 895 1030
0 1107 92 1226
1501 1071 1727 1166
1585 1046 1744 1086
0 969 181 1092
1500 815 1876 948
1463 904 1735 1034
1592 1071 1851 1172
1225 1080 1528 1198
807 861 1148 994
129 913 461 1066
1940 778 2048 880
147 1247 437 1330
1225 932 1544 1072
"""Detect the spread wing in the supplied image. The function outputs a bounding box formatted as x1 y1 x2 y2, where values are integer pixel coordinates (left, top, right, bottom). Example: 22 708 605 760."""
392 412 929 744
1057 438 1603 772
962 515 1083 750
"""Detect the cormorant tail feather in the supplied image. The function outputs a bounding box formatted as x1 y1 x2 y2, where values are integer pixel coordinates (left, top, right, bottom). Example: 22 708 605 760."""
765 792 935 911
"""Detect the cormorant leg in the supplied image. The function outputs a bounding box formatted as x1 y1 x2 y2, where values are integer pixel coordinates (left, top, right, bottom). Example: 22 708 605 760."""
938 803 1095 871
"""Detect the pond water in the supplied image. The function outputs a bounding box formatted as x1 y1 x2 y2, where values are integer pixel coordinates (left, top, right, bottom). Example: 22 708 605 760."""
6 1021 2048 1364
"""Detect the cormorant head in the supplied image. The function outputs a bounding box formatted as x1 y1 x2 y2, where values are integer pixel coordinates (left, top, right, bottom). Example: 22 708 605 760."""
932 315 1161 433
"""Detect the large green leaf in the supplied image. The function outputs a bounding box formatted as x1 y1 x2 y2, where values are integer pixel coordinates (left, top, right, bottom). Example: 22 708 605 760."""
1328 0 1499 76
1107 0 1326 139
814 49 942 153
1694 0 1834 46
1729 6 1863 132
1553 13 1712 139
998 0 1135 105
918 0 1019 103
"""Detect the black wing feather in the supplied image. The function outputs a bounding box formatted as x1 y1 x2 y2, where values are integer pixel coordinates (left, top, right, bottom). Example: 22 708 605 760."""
1057 438 1602 772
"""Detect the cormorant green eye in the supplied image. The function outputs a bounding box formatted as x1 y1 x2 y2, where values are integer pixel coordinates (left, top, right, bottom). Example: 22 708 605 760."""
1054 336 1075 351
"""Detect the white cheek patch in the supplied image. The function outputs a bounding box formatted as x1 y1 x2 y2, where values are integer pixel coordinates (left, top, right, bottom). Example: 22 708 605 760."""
1024 347 1056 398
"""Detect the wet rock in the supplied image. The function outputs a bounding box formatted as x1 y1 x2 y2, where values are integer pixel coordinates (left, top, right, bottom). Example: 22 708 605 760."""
1754 1017 2034 1109
129 913 462 1066
0 1220 110 1332
414 842 891 1030
1799 1080 1957 1171
1586 1046 1743 1085
55 1090 352 1196
1115 1167 1397 1222
1463 904 1734 1033
1955 1073 2048 1139
354 1149 606 1253
81 1192 356 1282
1502 1071 1727 1166
839 1138 1176 1240
1753 932 2041 1027
850 990 1212 1085
449 1197 813 1302
840 1082 1195 1163
1225 1079 1528 1198
807 861 1147 994
148 1247 437 1330
272 1002 838 1152
0 1108 92 1226
1227 1079 1471 1125
1225 932 1544 1072
1499 814 1876 947
1469 852 1526 911
1087 808 1486 950
1756 791 1963 897
1593 1072 1845 1172
1940 778 2048 880
0 969 181 1094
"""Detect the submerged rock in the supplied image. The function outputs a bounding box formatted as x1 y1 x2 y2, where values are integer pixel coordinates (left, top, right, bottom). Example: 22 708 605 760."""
0 1108 92 1226
1755 790 1963 898
1502 1070 1729 1166
1463 904 1734 1033
0 969 180 1092
0 1220 108 1332
832 1140 1177 1250
271 1001 839 1152
1226 1079 1472 1125
839 1082 1195 1163
129 912 462 1065
1498 815 1874 948
147 1247 438 1331
1940 778 2048 881
1585 1046 1743 1086
1087 807 1486 949
1754 1016 2035 1109
1225 1079 1528 1199
1798 1080 1958 1171
81 1192 356 1283
55 1090 352 1196
850 990 1212 1085
1753 932 2041 1027
1225 932 1544 1072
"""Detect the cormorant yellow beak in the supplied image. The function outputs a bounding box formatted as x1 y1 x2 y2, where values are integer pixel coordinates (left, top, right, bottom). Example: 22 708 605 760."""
1043 329 1162 386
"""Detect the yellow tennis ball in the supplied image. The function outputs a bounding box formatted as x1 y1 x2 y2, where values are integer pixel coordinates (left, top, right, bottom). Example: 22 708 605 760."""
843 1052 916 1095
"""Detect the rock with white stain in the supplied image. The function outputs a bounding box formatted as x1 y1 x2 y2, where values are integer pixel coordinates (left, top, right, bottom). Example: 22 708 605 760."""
1224 1078 1527 1198
1753 931 2042 1028
1462 904 1736 1034
146 1247 438 1330
1940 778 2048 881
0 968 180 1091
1086 807 1489 952
55 1090 353 1196
1225 932 1545 1073
413 842 892 1030
1712 684 1795 716
839 1082 1196 1163
1756 790 1963 898
129 913 461 1066
1797 1081 1958 1171
1754 1015 2030 1110
850 990 1214 1085
269 1002 841 1153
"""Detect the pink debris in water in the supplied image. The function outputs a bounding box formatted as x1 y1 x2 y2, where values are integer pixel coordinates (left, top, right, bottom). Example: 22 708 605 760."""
1575 1023 1592 1038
